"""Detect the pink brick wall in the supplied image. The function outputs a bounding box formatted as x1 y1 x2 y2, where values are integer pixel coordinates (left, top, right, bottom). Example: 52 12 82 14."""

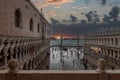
0 0 49 38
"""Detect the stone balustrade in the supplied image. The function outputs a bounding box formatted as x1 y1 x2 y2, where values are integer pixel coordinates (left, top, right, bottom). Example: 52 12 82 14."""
84 31 120 69
0 70 119 80
0 59 120 80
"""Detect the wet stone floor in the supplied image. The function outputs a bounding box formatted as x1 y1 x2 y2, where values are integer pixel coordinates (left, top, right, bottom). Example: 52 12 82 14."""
49 47 85 70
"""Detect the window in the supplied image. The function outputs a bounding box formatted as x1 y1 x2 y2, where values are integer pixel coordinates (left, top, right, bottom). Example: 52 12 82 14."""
15 9 22 28
115 38 118 45
37 23 40 32
26 5 28 9
30 18 34 31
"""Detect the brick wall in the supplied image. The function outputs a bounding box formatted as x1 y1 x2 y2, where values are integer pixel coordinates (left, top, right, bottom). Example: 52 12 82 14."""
0 0 49 38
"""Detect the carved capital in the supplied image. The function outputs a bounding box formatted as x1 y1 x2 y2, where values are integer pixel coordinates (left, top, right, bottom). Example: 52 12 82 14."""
97 58 106 73
8 59 18 73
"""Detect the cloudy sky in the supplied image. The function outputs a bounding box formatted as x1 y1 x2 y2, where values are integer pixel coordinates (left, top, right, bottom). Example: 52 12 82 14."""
31 0 120 38
32 0 120 23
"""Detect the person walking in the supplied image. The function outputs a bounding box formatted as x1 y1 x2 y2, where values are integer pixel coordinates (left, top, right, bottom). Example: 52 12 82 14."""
73 60 75 66
81 58 88 70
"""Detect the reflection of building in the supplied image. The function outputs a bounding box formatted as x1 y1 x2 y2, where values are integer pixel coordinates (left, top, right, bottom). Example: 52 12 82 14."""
84 32 120 69
0 0 50 70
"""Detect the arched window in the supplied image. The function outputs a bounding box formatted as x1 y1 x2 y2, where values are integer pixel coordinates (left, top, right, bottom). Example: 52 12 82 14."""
37 23 40 32
15 9 22 28
30 18 34 31
41 24 45 39
115 38 118 45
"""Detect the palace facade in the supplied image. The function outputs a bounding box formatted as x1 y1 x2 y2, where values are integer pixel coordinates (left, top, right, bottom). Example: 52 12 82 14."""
0 0 50 70
84 32 120 69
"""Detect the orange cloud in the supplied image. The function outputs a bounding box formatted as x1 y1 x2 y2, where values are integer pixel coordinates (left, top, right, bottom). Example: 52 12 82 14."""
33 1 48 8
54 6 62 8
47 0 74 5
33 0 74 8
48 10 58 17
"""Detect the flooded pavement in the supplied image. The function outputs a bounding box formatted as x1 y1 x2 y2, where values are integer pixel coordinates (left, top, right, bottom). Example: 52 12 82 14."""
49 47 85 70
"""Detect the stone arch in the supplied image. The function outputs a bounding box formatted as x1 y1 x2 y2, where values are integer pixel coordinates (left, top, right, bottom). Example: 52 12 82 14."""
4 39 9 46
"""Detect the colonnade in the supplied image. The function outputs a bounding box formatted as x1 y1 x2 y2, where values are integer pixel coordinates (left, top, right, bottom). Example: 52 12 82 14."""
84 32 120 69
0 36 50 70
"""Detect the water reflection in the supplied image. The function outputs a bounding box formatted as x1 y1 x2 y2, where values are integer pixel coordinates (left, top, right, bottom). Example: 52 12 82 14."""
49 47 84 70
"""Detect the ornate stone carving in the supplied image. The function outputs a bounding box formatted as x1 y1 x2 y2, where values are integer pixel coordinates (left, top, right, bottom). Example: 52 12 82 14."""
97 58 106 73
8 59 18 73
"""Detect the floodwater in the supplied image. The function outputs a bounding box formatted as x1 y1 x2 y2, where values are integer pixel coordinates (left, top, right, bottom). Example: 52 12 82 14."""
49 47 85 70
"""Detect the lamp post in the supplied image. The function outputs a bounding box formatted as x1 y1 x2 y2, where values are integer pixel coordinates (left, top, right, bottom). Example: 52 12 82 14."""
77 36 79 55
60 35 63 47
60 35 63 70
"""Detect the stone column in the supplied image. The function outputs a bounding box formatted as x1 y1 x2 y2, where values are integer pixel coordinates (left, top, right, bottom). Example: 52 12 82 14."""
15 46 18 59
119 51 120 66
3 40 10 69
19 43 22 62
108 49 110 61
15 40 19 59
116 51 119 65
9 40 15 59
118 38 120 47
110 38 112 45
102 49 105 55
4 56 8 69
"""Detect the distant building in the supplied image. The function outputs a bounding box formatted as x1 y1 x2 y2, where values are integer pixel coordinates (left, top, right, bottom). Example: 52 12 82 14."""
0 0 50 70
84 31 120 69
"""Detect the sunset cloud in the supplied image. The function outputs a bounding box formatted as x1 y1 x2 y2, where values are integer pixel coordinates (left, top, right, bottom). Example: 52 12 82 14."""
47 0 74 5
32 0 120 24
47 10 58 17
54 6 62 8
72 7 77 9
33 1 48 8
33 0 74 8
